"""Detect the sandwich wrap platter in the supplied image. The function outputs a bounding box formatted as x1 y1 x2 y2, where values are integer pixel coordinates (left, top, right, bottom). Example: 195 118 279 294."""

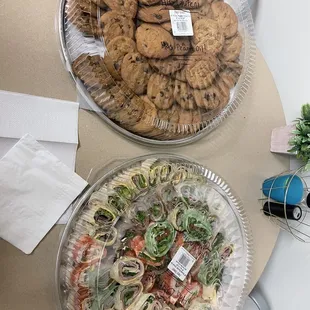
56 0 255 146
56 154 253 310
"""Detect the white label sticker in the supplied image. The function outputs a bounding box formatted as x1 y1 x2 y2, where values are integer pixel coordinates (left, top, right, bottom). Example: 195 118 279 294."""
168 246 196 281
169 10 194 36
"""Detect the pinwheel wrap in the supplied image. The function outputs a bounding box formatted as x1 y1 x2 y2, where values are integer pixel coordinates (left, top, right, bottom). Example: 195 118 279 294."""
182 209 212 242
110 257 145 285
114 282 143 310
145 221 176 258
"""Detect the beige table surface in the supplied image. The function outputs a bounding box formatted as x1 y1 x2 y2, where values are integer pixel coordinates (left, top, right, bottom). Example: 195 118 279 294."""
0 1 289 309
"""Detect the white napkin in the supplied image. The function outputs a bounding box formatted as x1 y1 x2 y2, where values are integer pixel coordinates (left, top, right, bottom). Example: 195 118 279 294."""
0 90 81 224
0 134 88 254
0 90 79 170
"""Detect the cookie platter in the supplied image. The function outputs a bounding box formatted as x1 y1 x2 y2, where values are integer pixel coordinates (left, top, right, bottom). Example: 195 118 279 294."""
57 0 255 145
56 154 253 310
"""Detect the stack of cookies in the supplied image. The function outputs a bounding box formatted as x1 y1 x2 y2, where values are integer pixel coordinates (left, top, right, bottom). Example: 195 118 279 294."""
67 0 243 141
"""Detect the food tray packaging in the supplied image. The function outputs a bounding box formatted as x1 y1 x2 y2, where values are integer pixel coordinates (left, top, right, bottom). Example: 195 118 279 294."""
57 0 255 146
56 154 253 310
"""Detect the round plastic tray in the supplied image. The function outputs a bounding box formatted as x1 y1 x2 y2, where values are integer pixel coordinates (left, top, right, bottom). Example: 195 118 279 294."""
56 154 253 310
57 0 255 146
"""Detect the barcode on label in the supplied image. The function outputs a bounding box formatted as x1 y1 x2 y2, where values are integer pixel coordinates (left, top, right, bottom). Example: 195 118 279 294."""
168 246 196 281
176 22 188 32
179 253 190 267
170 267 182 278
169 10 194 36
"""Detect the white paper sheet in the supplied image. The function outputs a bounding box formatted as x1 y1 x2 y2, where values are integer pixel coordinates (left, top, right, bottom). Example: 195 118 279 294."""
0 90 80 223
0 134 88 254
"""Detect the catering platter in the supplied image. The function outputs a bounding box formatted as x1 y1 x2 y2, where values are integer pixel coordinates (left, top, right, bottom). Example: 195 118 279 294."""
56 154 253 309
57 0 255 146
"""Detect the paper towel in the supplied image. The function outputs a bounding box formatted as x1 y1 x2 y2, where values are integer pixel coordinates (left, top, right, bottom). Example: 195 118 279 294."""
0 134 88 254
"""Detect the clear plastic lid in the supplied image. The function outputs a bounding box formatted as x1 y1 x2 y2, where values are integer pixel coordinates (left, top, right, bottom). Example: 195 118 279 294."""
58 0 255 145
56 154 253 310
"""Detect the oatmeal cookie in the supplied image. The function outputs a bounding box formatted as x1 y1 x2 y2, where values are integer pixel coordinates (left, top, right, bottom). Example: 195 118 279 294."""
191 19 224 55
136 24 174 59
147 73 175 109
211 2 238 38
121 52 152 95
174 80 197 110
185 53 219 89
137 5 174 24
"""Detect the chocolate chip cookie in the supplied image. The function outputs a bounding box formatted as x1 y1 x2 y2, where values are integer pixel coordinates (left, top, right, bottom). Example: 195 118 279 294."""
158 104 179 124
192 109 202 132
219 61 243 88
66 0 103 36
104 36 137 79
97 82 130 114
126 97 158 134
139 0 160 4
186 53 219 89
174 80 197 110
121 52 152 95
211 2 238 38
191 2 211 23
79 0 98 17
157 104 181 137
149 56 185 75
173 37 191 56
110 96 145 126
147 73 174 109
72 54 114 90
214 75 230 98
172 65 187 82
160 21 172 33
136 24 174 59
220 32 243 62
102 0 138 18
178 108 193 133
90 0 106 9
137 5 174 24
192 19 224 55
193 84 227 111
100 11 135 44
